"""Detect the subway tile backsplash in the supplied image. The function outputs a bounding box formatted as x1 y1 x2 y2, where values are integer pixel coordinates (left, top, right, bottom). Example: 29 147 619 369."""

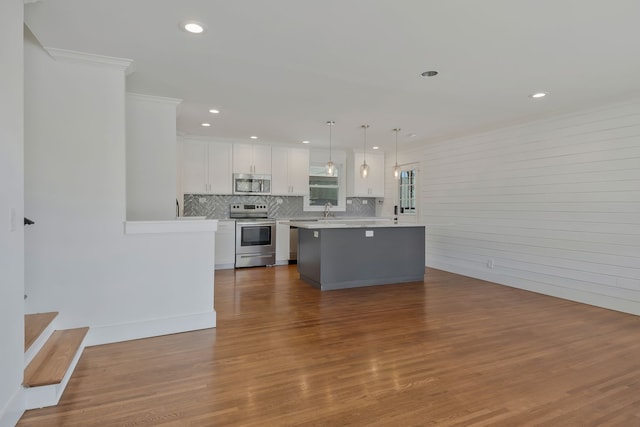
183 195 377 219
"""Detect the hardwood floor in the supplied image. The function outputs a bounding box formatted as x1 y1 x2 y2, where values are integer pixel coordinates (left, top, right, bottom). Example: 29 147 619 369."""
19 266 640 426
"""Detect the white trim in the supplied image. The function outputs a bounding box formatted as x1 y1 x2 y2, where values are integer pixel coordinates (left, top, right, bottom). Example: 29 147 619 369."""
85 310 217 346
215 263 236 270
44 47 134 74
124 219 217 235
0 387 24 427
24 316 57 367
127 92 182 106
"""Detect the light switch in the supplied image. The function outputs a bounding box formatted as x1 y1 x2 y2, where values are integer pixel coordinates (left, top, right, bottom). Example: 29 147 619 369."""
365 230 374 237
313 231 319 238
362 200 368 204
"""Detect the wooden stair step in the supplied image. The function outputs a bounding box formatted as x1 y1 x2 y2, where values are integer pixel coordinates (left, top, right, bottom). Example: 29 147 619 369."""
25 312 58 352
24 327 89 388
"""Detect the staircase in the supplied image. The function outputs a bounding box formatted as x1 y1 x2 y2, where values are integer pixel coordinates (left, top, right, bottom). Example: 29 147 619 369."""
23 312 89 409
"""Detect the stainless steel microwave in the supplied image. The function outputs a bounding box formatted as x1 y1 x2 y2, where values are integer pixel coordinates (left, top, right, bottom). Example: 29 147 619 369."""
233 173 272 195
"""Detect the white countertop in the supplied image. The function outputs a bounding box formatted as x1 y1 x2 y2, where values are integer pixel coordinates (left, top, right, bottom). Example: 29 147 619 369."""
287 220 424 229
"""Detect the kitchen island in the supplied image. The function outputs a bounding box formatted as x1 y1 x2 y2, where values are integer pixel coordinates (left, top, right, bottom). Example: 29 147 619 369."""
289 221 425 291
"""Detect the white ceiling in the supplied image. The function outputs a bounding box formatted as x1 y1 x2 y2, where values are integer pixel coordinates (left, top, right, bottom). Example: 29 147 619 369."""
24 0 640 151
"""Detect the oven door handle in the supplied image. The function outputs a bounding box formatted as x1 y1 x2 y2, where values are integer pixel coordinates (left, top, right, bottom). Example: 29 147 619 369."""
237 221 275 227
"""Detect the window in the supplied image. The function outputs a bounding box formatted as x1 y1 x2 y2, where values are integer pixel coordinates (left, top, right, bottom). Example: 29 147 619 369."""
304 149 346 212
308 165 339 206
399 167 417 215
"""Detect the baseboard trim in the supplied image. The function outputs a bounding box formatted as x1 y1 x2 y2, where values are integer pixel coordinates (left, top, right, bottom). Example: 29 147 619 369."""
85 310 217 346
0 386 24 427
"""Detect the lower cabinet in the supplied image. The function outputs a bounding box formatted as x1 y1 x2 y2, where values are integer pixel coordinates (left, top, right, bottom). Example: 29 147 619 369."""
215 220 236 270
275 220 291 265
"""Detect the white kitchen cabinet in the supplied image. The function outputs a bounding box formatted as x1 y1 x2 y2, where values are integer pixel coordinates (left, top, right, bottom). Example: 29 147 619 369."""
233 143 272 174
347 151 385 197
275 220 290 265
271 146 309 196
215 220 236 269
182 140 232 194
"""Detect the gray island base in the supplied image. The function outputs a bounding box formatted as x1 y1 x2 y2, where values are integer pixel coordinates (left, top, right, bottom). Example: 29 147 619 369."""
296 224 425 291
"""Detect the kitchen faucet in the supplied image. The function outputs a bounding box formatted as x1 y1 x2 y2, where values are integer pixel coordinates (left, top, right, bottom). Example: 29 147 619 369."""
323 202 332 218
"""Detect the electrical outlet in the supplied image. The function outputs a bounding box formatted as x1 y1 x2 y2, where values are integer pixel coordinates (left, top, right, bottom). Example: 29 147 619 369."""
362 200 368 204
487 259 494 269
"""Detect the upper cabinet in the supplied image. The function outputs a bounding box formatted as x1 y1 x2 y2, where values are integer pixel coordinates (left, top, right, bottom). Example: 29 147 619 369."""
271 146 309 196
347 151 385 197
182 140 233 194
233 143 271 175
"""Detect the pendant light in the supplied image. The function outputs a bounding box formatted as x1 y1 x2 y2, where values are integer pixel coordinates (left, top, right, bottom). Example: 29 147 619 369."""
325 121 335 176
360 124 370 178
393 128 401 180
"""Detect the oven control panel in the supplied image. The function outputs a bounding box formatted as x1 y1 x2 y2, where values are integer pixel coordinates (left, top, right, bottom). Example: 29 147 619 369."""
230 204 269 219
230 204 267 210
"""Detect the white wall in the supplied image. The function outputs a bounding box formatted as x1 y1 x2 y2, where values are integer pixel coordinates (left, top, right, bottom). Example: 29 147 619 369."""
0 2 25 425
126 93 180 220
24 36 216 343
408 99 640 315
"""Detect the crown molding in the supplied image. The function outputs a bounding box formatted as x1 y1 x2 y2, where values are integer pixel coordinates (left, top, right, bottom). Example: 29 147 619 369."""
44 47 134 75
127 93 182 106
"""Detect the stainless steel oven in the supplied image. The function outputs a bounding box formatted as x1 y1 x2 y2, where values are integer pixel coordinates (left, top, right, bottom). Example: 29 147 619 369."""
230 204 276 268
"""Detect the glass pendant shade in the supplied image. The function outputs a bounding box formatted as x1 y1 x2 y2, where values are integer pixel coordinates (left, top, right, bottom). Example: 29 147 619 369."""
360 161 369 178
326 160 335 176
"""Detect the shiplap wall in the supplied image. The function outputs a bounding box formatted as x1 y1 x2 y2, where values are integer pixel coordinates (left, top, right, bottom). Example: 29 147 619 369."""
397 99 640 315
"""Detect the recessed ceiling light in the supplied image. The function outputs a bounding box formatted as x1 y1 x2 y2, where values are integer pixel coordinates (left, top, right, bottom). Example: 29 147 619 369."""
182 21 205 34
250 136 258 139
372 146 379 150
302 140 310 144
421 70 438 77
408 133 417 138
201 123 211 127
209 109 219 114
529 92 548 99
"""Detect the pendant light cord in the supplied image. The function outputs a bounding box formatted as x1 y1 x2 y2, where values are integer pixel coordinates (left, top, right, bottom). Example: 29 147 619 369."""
362 124 369 162
329 121 333 161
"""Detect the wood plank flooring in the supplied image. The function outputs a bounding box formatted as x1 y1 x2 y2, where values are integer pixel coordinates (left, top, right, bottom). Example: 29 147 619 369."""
19 266 640 426
24 327 89 387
